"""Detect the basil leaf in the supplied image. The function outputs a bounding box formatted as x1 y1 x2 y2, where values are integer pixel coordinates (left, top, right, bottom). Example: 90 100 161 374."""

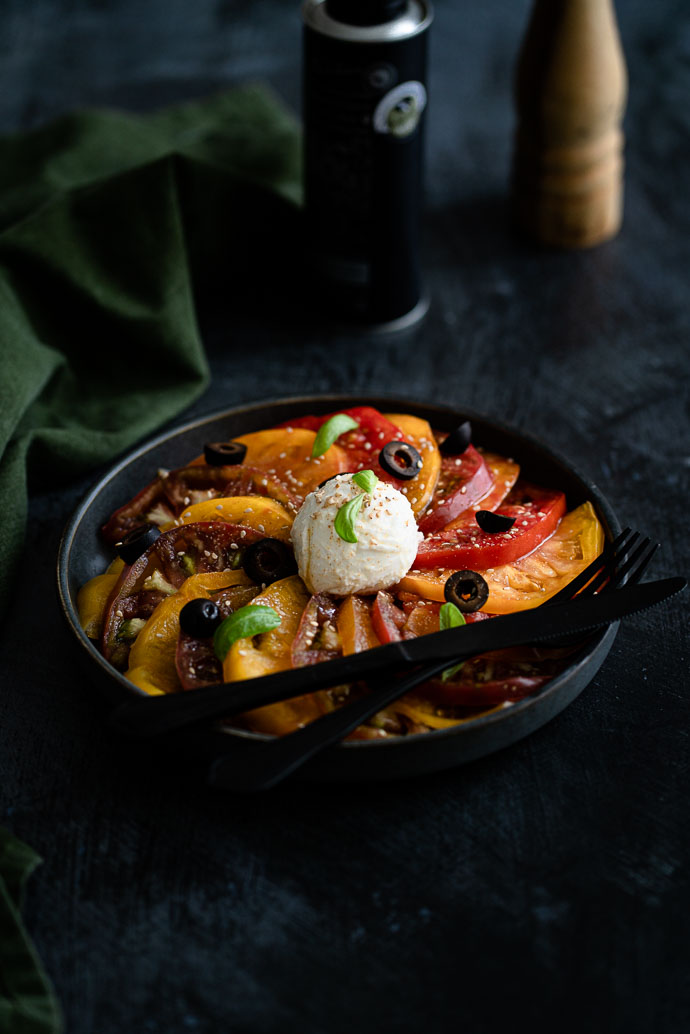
440 660 465 683
439 602 466 630
439 602 466 681
213 604 282 662
352 469 378 493
334 493 365 543
311 414 359 458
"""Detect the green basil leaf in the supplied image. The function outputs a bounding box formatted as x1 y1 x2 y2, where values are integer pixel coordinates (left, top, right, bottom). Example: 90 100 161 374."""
439 602 466 630
439 602 466 681
311 414 359 458
213 604 282 662
440 660 465 683
352 469 378 493
334 493 365 543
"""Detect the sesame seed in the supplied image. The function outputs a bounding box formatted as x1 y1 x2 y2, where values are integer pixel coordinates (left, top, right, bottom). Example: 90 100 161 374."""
230 543 238 550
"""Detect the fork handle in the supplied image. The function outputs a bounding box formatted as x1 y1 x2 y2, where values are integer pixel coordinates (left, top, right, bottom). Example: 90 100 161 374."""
207 657 453 792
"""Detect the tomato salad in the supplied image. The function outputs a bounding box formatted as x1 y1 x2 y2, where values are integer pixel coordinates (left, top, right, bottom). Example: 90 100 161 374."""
78 406 605 739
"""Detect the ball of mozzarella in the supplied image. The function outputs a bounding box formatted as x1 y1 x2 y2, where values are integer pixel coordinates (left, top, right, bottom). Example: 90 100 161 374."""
291 474 422 596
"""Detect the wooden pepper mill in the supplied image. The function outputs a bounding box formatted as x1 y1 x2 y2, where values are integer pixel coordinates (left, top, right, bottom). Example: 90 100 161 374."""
511 0 628 249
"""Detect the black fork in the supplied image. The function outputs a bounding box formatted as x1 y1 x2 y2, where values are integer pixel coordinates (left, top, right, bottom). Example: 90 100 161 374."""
209 529 659 792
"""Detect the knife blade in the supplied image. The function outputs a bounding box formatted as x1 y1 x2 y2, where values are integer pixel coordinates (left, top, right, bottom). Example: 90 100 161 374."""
109 576 686 738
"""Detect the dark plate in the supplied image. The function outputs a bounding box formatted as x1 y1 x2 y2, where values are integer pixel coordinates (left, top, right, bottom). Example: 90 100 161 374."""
57 395 620 784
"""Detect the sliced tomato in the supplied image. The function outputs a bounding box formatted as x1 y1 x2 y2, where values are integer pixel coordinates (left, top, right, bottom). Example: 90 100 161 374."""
280 406 406 474
444 451 521 529
168 496 294 542
176 582 261 691
382 413 441 516
102 522 263 669
291 594 341 667
414 482 567 570
223 576 328 736
336 596 381 655
125 571 254 695
481 501 604 613
101 464 300 545
417 444 493 534
371 591 407 643
233 427 349 496
281 407 441 516
415 646 572 708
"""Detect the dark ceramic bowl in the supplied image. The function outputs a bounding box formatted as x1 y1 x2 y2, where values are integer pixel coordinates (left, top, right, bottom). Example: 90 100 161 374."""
57 395 620 784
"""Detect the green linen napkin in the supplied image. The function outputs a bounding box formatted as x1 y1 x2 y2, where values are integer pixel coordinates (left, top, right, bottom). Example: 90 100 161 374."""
0 84 302 621
0 828 62 1033
0 86 301 1027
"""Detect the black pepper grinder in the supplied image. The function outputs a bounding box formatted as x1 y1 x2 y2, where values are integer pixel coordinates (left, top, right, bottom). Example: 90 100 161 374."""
302 0 433 332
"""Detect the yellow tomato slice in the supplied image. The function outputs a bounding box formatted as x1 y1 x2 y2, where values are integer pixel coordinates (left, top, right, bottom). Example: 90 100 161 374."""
398 502 604 613
166 495 293 541
394 696 501 730
383 412 441 517
233 428 349 496
77 557 125 638
484 501 604 613
223 575 325 735
125 570 252 695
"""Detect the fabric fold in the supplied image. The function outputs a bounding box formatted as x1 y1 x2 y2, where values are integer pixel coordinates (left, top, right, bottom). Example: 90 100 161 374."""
0 84 302 618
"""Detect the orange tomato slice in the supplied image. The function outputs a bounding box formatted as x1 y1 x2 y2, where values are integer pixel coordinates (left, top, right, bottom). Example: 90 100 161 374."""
223 575 326 735
383 413 441 517
166 495 293 541
233 428 349 496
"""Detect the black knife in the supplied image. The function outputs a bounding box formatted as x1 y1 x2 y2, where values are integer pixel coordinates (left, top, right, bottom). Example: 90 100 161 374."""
109 576 686 738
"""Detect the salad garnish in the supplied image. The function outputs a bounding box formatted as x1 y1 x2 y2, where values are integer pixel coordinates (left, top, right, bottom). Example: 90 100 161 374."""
213 605 282 662
334 470 378 543
311 413 359 458
378 441 423 480
475 510 517 534
444 570 489 613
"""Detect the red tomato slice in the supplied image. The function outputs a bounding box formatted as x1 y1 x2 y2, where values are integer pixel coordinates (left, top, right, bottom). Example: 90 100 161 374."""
444 452 520 529
416 647 570 707
417 445 493 534
371 591 406 643
414 482 567 570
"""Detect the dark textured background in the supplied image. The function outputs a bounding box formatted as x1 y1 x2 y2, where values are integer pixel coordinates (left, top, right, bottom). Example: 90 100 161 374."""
1 1 689 1032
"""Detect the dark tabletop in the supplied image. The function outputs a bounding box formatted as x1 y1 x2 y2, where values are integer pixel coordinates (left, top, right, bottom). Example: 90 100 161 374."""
1 1 689 1032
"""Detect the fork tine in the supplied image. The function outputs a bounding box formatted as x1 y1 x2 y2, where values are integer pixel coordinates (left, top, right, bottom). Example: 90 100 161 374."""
575 530 644 599
607 538 659 591
544 527 633 607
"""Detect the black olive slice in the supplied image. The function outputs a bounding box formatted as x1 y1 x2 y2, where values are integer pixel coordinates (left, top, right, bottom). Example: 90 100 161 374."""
317 475 339 490
116 524 160 565
439 421 472 456
179 599 222 638
204 441 247 466
378 441 423 481
475 510 516 533
242 538 297 585
444 570 489 613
